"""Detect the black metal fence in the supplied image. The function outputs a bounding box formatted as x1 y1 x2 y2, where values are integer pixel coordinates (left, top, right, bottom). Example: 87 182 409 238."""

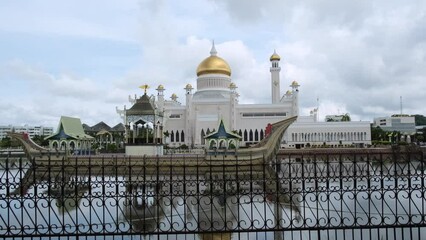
0 149 425 239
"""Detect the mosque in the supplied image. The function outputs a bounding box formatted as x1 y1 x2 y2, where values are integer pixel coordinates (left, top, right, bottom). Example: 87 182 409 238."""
117 43 371 150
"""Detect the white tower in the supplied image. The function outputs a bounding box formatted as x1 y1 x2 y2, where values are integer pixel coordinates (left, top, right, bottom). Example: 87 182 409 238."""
184 83 194 146
229 82 239 131
156 85 165 112
270 50 281 104
290 80 300 116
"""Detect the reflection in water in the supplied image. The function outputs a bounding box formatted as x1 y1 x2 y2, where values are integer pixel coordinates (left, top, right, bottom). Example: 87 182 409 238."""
123 182 167 233
1 159 426 239
49 182 91 214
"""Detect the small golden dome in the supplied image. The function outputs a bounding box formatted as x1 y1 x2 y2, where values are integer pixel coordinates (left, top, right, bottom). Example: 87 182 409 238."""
157 84 164 90
185 83 193 89
171 93 177 98
229 82 237 88
196 55 231 77
270 50 281 61
286 90 292 95
291 80 299 86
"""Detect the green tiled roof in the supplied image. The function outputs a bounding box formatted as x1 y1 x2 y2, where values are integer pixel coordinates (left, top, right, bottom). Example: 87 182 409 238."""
205 119 241 139
45 116 94 140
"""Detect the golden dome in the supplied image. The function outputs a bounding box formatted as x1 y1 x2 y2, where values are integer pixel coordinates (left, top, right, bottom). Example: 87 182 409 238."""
196 42 231 77
157 84 164 90
229 82 237 88
270 50 281 61
185 83 193 89
285 90 292 95
196 55 231 76
291 80 299 86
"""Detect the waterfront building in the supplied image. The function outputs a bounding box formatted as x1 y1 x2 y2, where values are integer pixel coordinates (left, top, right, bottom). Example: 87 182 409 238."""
117 43 371 149
373 115 416 134
0 125 53 139
284 115 371 148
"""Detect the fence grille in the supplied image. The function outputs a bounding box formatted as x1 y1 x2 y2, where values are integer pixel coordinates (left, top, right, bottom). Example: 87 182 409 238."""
0 150 425 239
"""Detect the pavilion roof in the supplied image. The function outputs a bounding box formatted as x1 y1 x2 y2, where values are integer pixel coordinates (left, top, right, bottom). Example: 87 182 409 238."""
126 94 156 116
45 116 94 140
205 119 241 140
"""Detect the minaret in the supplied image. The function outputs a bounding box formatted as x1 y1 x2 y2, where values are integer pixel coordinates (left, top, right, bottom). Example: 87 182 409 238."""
229 82 239 131
184 84 194 146
156 85 165 112
290 80 300 116
270 50 281 104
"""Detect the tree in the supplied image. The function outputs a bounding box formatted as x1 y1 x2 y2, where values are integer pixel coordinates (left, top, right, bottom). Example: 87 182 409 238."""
0 137 11 148
413 114 426 126
32 135 49 147
371 125 387 141
341 113 351 122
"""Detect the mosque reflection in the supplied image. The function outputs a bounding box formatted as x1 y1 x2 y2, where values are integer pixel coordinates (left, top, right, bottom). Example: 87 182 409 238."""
9 166 300 238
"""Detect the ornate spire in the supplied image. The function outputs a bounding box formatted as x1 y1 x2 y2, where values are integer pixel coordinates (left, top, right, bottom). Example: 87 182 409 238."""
139 84 150 94
210 40 217 56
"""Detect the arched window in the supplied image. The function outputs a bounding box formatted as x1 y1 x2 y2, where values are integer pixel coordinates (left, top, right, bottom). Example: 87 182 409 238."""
239 130 242 137
176 130 180 142
70 141 75 150
244 130 248 142
181 130 185 143
171 131 174 142
249 130 253 142
260 129 264 140
255 129 259 142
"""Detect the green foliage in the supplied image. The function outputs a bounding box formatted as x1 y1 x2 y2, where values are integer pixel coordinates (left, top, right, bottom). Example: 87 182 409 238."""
326 113 351 122
0 137 11 148
0 136 21 148
92 142 100 150
413 114 426 126
106 143 117 152
341 113 351 122
372 140 391 145
371 126 387 141
179 144 189 150
32 135 49 147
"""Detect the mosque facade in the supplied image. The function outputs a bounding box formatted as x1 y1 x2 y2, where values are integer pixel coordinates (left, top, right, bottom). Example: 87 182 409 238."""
117 43 371 149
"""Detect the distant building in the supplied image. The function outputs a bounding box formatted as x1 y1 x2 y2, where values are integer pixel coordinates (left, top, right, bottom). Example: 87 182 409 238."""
0 125 54 139
284 113 371 148
373 115 416 134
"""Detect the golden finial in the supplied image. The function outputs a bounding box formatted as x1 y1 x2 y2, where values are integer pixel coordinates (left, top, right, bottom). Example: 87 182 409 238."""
139 84 150 94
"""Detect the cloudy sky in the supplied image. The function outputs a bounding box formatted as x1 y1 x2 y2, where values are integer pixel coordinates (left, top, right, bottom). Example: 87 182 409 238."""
0 0 425 129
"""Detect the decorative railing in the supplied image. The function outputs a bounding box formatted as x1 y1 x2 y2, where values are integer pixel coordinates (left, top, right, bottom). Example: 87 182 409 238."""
0 149 425 239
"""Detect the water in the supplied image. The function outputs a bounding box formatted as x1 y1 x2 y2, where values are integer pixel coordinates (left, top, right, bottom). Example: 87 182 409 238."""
0 158 425 239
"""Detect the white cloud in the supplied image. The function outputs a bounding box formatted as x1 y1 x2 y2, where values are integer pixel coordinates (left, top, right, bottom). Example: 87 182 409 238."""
1 0 426 128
